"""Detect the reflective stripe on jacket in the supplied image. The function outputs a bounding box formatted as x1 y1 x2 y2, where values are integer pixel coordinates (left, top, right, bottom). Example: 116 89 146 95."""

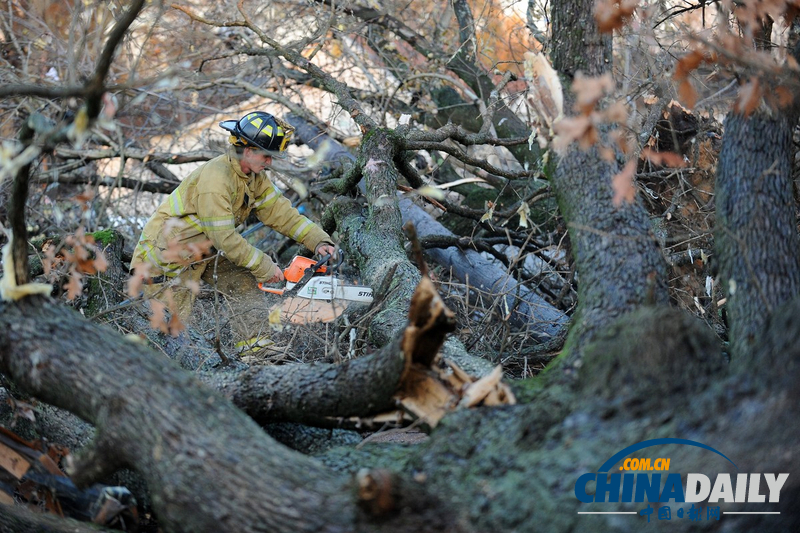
131 148 332 282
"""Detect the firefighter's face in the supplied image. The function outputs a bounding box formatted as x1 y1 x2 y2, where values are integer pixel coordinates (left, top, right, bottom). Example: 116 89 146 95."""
241 148 272 174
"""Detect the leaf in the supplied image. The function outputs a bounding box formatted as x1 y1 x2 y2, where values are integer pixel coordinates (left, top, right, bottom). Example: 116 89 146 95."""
612 159 638 207
516 202 531 228
572 72 614 115
417 185 445 201
524 51 563 127
594 0 640 33
149 298 168 334
673 50 710 109
167 309 185 337
329 39 343 58
67 107 90 147
480 201 495 223
734 78 761 116
641 148 686 168
64 268 83 301
552 115 597 151
678 80 698 110
127 263 150 297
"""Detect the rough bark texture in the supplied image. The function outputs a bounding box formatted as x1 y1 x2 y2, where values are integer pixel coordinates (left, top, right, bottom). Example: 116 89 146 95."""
208 334 406 425
715 111 800 356
322 302 800 532
0 291 468 533
550 0 612 77
546 0 668 366
551 144 669 364
0 503 112 533
334 128 423 347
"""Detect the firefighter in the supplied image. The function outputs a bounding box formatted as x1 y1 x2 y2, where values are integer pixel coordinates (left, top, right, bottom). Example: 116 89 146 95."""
131 111 336 354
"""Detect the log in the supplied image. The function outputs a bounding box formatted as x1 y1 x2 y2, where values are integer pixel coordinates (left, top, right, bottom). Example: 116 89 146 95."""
0 283 473 532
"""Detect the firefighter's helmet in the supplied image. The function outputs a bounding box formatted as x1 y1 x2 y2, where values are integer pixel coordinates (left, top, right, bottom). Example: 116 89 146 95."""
219 112 293 158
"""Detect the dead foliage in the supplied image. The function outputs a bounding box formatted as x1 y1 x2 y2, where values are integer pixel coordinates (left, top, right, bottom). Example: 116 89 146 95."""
0 425 137 529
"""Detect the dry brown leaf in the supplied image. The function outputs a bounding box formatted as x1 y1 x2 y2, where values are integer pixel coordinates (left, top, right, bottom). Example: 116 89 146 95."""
594 0 639 33
552 115 596 151
734 78 761 116
127 263 151 297
771 86 794 108
572 72 614 115
166 291 185 337
641 148 686 168
64 268 83 301
612 159 638 207
524 50 564 127
677 80 698 110
149 298 168 333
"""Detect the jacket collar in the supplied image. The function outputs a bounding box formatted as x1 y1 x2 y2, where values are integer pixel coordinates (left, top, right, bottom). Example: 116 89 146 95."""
227 147 251 181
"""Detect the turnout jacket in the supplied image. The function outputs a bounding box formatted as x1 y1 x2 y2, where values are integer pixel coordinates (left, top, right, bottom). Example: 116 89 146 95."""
132 148 332 282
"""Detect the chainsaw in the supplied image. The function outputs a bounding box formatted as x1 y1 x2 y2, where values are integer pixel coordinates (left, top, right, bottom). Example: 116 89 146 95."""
258 253 374 304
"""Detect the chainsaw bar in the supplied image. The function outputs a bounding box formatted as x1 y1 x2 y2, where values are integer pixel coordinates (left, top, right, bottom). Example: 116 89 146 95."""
259 253 373 304
286 276 373 303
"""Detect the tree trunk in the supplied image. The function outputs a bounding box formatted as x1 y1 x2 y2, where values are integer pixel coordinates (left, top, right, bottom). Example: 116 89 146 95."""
551 143 669 364
715 110 800 356
0 295 466 533
550 0 612 78
544 0 668 366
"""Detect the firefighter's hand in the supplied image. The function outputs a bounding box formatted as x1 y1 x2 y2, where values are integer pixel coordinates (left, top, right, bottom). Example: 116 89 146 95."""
267 264 284 283
316 243 337 260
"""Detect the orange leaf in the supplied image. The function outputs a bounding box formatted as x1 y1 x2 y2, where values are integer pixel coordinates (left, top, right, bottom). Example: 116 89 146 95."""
674 50 706 81
612 159 637 207
553 115 594 151
572 72 614 114
771 86 794 108
677 80 698 110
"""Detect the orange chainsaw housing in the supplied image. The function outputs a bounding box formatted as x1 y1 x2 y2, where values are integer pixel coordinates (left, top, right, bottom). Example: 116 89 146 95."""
283 256 327 283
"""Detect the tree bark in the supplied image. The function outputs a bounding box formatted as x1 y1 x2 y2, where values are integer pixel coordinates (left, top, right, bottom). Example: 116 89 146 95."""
715 110 800 356
0 295 467 533
550 0 612 77
544 0 668 366
551 143 669 364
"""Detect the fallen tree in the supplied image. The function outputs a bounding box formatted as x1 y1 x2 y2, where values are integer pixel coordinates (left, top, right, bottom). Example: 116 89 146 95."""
0 274 482 532
288 115 568 340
